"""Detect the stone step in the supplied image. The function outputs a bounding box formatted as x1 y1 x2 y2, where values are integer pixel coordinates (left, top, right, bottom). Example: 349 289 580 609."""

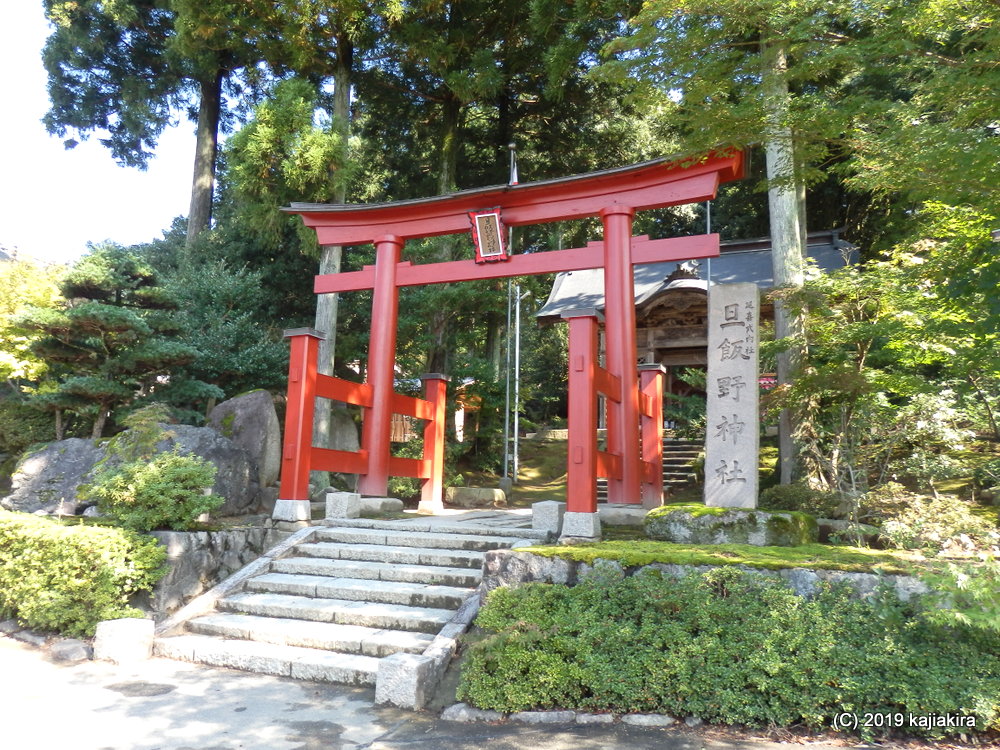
221 591 454 634
272 556 481 588
315 526 520 552
298 541 484 569
153 633 379 685
246 571 473 609
319 517 547 540
187 613 433 657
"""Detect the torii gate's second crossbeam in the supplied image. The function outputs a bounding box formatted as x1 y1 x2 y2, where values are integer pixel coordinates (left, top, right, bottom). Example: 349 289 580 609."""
275 153 745 523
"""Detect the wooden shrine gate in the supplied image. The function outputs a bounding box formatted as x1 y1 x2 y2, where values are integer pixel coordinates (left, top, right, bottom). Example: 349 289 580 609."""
273 153 744 524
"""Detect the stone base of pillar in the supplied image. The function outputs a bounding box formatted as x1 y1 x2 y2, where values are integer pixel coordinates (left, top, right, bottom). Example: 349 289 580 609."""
416 499 444 515
559 511 602 542
272 499 311 522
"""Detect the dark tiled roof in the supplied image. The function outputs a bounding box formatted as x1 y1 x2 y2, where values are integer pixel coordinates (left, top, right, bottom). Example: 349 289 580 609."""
535 230 856 323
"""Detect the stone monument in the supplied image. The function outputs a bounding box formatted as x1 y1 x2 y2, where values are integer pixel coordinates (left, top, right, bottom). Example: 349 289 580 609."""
704 282 759 508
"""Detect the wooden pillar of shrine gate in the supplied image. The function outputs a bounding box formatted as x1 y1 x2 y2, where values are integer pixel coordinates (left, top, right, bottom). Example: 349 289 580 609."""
601 206 642 504
358 235 403 497
563 310 603 518
639 363 666 509
274 328 324 521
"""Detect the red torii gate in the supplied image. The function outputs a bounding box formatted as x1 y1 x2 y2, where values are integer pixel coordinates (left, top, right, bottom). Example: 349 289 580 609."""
273 153 744 524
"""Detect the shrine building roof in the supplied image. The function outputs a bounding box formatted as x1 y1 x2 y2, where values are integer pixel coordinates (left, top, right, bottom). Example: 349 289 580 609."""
534 229 856 324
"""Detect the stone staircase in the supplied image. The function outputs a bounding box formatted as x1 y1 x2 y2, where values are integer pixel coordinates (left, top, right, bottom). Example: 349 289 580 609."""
154 518 546 687
596 436 703 502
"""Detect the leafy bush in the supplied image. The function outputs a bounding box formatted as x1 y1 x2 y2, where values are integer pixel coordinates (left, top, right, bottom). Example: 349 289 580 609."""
919 556 1000 633
458 568 1000 738
0 398 54 459
87 449 222 532
759 482 843 518
855 481 915 523
0 511 165 636
880 493 998 552
972 457 1000 495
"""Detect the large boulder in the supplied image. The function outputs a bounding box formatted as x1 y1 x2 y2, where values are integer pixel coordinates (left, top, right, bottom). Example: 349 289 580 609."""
1 439 103 514
1 426 256 517
207 390 281 489
154 425 255 516
644 504 818 547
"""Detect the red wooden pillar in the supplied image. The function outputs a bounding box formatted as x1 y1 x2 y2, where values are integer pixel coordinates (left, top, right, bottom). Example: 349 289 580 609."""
359 235 403 497
601 205 641 504
418 373 450 512
275 328 324 521
639 363 666 509
563 309 603 515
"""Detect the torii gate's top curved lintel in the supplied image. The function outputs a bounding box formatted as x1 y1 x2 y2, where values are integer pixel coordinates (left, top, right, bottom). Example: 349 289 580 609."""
283 151 744 247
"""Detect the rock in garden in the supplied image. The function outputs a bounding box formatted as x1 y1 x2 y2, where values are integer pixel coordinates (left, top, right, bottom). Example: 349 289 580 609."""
644 504 818 547
154 425 254 515
208 390 282 490
445 487 506 508
49 639 91 664
1 439 103 514
2 425 257 517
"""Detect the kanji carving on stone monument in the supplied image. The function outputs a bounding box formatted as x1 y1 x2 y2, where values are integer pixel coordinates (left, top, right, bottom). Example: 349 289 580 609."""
705 282 760 508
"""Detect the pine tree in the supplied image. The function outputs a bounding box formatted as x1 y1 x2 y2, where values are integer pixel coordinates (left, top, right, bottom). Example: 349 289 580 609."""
18 243 213 438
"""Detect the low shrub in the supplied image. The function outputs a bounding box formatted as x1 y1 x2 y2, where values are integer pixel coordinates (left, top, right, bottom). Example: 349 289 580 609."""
759 482 842 518
880 493 998 552
85 449 222 532
973 457 1000 495
458 568 1000 738
0 511 165 636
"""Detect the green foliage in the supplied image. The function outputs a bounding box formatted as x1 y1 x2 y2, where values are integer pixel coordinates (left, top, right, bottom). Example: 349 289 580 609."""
880 494 998 553
17 244 214 437
163 260 287 406
459 569 1000 737
919 556 1000 634
0 398 55 464
0 510 165 637
86 450 221 532
0 257 64 383
759 483 843 518
972 458 1000 495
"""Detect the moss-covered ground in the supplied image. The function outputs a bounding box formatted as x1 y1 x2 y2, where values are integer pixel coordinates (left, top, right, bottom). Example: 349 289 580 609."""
519 538 928 575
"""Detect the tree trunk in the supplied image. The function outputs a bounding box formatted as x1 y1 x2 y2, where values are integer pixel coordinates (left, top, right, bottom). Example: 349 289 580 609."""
761 39 806 485
312 37 352 457
54 408 64 442
185 71 224 246
92 407 109 439
424 96 463 375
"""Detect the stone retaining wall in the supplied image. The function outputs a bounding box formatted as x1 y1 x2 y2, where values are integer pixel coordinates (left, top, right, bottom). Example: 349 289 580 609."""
143 524 290 619
480 549 929 601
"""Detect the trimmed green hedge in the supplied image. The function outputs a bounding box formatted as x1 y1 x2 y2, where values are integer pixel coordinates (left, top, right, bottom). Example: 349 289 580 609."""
459 568 1000 739
0 511 166 636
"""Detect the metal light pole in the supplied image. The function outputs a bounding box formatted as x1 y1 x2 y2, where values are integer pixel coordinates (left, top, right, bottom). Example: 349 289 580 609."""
512 285 530 481
503 279 513 479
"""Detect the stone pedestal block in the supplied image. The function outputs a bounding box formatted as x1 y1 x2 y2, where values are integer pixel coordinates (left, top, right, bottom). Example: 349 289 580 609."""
93 618 154 664
272 499 310 522
560 511 601 541
375 652 436 709
532 501 566 535
445 487 506 508
326 492 361 519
